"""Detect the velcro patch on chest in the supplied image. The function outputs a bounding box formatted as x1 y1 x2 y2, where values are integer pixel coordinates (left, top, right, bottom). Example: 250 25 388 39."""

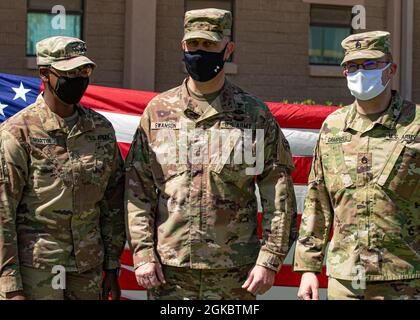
86 134 113 142
151 122 181 130
29 137 58 145
402 134 419 143
325 134 352 144
220 121 254 129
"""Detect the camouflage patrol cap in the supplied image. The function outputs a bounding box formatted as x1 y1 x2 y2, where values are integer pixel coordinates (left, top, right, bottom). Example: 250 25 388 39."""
36 36 96 71
341 31 391 65
183 8 232 42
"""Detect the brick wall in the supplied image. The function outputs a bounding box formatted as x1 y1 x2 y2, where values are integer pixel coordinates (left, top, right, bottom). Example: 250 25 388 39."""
233 0 316 103
155 0 186 92
0 0 125 88
363 0 387 30
85 0 125 88
0 0 28 76
0 0 417 103
233 0 388 106
154 0 389 106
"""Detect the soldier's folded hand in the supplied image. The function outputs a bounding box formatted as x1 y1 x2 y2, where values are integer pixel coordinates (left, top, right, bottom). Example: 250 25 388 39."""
297 272 319 300
135 262 166 289
242 265 276 296
102 271 121 300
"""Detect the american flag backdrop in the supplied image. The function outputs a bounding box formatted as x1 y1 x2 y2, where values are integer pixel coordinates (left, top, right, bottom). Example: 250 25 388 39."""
0 72 339 300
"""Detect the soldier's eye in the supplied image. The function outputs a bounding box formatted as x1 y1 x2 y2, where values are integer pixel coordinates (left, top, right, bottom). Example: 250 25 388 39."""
346 64 358 73
363 61 377 70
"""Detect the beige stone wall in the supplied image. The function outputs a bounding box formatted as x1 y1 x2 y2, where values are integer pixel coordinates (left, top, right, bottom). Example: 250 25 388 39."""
0 0 125 88
0 0 417 104
154 0 389 106
155 0 186 92
413 0 420 103
85 0 125 88
233 0 387 105
0 0 28 76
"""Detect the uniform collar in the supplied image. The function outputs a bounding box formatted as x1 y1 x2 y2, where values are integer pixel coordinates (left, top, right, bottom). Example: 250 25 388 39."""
344 90 403 133
37 94 95 135
179 78 237 122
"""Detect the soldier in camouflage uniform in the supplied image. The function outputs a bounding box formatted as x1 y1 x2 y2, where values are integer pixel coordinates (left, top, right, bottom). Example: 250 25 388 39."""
0 37 126 300
125 9 297 300
294 31 420 300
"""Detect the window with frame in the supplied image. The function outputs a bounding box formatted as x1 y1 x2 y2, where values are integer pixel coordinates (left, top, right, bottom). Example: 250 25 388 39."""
184 0 234 62
309 4 353 66
27 0 84 56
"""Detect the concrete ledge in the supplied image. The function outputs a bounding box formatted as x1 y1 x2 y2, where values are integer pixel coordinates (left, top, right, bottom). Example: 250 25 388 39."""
309 65 344 78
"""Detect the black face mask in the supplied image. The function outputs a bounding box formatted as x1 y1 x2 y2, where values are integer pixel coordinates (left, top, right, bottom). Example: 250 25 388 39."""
49 73 89 105
183 45 228 82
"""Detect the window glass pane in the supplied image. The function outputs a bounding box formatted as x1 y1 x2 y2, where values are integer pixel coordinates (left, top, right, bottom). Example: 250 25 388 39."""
27 13 82 56
309 26 351 65
28 0 83 12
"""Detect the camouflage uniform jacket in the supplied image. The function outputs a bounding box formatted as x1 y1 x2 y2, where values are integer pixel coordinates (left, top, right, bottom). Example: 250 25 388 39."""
0 95 126 293
125 79 297 272
294 91 420 281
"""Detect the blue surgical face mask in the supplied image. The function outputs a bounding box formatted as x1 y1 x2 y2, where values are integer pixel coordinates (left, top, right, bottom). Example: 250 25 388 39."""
183 44 228 82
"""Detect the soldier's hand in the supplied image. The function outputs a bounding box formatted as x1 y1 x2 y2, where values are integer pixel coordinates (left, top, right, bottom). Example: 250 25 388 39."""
297 272 319 300
102 271 121 300
5 291 26 300
242 265 276 296
135 262 166 289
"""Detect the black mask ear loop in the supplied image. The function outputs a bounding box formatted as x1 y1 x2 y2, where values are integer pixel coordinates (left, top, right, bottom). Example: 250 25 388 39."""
41 68 54 96
46 68 76 106
46 68 60 99
221 42 229 63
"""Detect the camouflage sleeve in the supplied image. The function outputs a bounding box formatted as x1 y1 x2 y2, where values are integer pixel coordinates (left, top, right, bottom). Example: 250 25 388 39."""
0 131 28 293
100 139 126 270
293 135 333 273
124 114 159 269
256 116 297 272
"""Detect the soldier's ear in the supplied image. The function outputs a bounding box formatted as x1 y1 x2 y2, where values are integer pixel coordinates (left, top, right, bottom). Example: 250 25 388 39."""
224 41 235 61
39 68 50 83
181 41 187 51
390 63 398 76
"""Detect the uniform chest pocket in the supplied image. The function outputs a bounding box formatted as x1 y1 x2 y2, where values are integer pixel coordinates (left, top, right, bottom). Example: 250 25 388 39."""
0 150 9 183
30 143 69 190
81 158 112 188
32 164 66 191
210 129 252 182
149 128 189 184
321 143 354 195
378 143 420 201
152 162 189 185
